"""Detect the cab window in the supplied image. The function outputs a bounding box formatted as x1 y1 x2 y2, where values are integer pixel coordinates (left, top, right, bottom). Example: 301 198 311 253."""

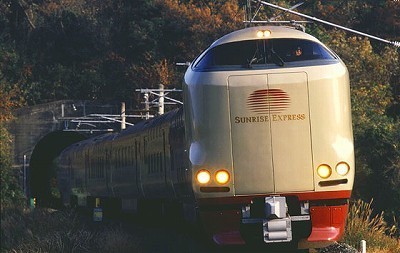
193 38 336 71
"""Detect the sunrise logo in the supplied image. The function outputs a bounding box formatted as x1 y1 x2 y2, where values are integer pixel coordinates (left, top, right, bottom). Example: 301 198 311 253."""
247 89 290 114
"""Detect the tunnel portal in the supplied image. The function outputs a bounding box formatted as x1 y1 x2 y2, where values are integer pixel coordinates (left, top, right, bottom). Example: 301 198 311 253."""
29 131 86 207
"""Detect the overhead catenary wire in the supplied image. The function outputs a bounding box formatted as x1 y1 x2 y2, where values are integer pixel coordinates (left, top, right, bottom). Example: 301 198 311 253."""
254 0 400 47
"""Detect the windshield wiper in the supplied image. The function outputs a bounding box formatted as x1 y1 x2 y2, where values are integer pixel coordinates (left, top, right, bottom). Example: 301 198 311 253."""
270 49 285 67
246 46 263 68
247 57 259 68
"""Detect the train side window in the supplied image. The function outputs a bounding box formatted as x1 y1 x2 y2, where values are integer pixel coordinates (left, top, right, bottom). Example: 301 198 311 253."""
121 148 124 167
152 153 154 173
151 153 154 173
120 148 123 168
148 154 150 173
159 152 162 173
153 153 156 173
130 146 134 166
115 149 118 169
118 149 121 169
149 154 151 173
125 147 127 167
158 153 160 173
123 147 126 167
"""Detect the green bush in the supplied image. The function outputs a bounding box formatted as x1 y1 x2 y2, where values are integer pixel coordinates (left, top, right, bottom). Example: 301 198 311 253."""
0 125 25 209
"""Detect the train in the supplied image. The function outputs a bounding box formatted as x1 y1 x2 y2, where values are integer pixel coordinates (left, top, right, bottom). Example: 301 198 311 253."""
55 25 354 250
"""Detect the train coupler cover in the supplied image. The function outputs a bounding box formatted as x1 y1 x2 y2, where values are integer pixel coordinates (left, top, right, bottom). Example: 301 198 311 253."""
241 196 310 244
263 217 292 243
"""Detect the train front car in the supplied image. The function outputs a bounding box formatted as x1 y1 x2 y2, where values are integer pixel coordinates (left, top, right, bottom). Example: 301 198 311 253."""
183 26 354 250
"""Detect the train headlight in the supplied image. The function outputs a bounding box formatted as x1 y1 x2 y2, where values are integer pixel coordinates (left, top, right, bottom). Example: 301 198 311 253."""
215 170 230 185
336 162 350 176
196 170 211 184
256 30 271 38
317 164 332 179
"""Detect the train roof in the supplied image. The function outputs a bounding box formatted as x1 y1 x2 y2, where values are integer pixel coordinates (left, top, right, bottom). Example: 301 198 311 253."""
114 107 182 139
58 107 182 155
210 26 321 48
56 132 112 156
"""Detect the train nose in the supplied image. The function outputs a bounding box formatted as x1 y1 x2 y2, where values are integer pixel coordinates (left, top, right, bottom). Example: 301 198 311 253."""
228 72 314 195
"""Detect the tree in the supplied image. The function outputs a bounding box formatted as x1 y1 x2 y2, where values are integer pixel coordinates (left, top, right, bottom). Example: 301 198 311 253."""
322 28 400 221
0 82 25 208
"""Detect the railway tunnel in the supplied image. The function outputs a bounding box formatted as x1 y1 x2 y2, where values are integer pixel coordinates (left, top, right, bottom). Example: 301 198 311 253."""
7 100 122 208
29 130 86 208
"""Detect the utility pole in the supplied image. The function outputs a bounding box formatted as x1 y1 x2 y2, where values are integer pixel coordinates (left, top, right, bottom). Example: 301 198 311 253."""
136 86 182 119
159 84 165 115
23 154 27 197
121 102 126 130
144 93 150 120
246 0 252 26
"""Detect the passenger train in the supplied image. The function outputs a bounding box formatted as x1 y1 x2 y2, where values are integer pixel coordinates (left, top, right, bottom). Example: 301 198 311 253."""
55 25 354 250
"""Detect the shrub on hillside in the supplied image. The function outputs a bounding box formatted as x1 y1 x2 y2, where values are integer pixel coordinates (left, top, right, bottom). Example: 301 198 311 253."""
0 125 25 209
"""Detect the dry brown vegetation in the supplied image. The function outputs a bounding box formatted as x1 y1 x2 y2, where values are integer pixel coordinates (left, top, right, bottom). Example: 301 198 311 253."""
2 199 399 253
343 199 400 253
1 207 141 253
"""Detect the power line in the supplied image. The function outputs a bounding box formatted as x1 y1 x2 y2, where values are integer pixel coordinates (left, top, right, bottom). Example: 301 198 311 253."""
254 0 400 47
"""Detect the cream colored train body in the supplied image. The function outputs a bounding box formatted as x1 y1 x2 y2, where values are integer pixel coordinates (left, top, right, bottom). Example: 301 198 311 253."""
184 26 354 248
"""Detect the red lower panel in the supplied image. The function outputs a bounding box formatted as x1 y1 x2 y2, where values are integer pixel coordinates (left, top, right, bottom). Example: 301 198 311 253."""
197 190 352 206
198 193 350 246
199 209 245 245
308 204 348 242
213 231 245 245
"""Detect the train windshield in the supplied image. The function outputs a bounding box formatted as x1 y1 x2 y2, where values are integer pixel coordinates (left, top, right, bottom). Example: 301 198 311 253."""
193 38 337 71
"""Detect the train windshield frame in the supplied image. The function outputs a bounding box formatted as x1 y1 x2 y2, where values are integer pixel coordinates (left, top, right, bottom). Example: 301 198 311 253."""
193 38 338 71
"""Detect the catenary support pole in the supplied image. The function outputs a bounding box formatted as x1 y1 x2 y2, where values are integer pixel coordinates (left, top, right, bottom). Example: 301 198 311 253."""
159 84 164 115
121 102 126 130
